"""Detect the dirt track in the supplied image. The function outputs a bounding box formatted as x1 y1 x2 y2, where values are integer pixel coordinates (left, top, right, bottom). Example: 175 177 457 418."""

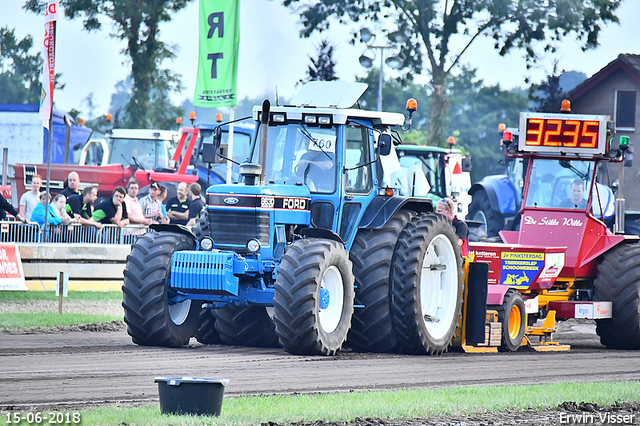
1 319 640 413
1 295 640 425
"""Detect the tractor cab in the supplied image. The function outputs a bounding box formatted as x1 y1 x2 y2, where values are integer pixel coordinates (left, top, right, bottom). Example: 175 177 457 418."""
203 81 421 252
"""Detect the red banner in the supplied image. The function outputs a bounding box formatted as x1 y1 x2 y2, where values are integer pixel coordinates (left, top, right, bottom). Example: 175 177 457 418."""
0 243 27 290
39 0 59 129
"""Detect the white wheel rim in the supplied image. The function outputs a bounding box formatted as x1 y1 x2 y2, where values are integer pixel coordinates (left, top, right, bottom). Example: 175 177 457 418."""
318 265 344 334
419 234 458 340
169 299 192 326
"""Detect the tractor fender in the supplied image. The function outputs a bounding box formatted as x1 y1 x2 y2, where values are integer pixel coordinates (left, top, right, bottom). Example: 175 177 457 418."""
469 175 517 216
486 285 511 306
299 227 345 245
149 223 196 243
359 195 433 230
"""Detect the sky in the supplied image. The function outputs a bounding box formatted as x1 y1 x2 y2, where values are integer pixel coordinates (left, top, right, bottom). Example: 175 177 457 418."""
3 0 640 119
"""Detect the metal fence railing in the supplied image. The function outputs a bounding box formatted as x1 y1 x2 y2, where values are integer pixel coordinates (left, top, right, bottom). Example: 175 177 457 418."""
0 221 149 244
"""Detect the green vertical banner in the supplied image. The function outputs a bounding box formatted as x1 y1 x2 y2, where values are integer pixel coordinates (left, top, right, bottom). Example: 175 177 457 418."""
193 0 240 107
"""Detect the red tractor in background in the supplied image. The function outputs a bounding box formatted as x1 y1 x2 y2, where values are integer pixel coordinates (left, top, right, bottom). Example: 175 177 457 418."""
456 103 640 352
12 127 203 201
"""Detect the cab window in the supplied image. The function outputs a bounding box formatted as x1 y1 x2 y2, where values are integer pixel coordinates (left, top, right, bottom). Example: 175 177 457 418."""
344 125 372 193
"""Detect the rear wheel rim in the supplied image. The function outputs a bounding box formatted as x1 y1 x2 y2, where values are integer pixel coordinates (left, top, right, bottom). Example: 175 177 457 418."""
419 234 458 340
318 265 344 334
169 300 192 326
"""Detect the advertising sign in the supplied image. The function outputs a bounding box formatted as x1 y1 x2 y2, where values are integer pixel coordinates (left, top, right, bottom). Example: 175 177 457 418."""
0 243 27 291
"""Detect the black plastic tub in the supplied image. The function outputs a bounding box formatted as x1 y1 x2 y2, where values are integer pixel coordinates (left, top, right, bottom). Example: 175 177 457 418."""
154 377 230 416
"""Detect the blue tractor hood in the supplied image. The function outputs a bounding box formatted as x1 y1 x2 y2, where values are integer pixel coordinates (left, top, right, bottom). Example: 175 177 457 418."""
205 183 312 227
205 182 311 199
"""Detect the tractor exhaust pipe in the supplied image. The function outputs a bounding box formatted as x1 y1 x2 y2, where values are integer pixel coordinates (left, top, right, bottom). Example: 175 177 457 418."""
614 136 629 234
258 100 270 184
240 100 269 186
614 155 626 234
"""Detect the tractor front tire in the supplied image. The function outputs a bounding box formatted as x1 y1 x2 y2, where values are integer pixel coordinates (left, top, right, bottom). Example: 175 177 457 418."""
493 289 526 352
348 209 415 353
467 189 504 240
212 305 279 347
273 238 355 355
122 232 199 347
194 307 221 345
390 213 463 354
593 244 640 349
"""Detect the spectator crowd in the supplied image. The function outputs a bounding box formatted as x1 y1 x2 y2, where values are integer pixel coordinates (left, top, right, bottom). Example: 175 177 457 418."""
0 171 206 232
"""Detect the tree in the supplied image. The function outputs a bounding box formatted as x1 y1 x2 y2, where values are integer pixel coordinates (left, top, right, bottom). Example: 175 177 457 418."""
530 74 566 113
300 39 338 84
447 69 528 180
356 70 431 130
283 0 621 146
529 67 587 113
0 26 42 104
24 0 191 128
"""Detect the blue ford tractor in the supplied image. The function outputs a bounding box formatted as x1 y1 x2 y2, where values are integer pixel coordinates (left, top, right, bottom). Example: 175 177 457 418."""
122 82 464 355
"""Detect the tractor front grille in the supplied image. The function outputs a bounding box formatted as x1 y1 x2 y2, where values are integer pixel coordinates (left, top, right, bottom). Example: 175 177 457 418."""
208 210 270 248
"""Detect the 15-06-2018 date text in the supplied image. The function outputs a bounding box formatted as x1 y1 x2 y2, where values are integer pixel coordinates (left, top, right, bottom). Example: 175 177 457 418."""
4 412 81 424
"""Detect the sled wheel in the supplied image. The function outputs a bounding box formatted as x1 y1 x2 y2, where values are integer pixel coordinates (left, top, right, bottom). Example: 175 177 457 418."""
494 289 526 352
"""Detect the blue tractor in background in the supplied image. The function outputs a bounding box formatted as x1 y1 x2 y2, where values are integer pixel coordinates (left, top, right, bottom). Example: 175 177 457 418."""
189 121 255 186
122 82 464 355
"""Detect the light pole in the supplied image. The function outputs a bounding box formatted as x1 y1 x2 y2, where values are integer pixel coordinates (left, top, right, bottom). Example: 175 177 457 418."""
359 28 406 111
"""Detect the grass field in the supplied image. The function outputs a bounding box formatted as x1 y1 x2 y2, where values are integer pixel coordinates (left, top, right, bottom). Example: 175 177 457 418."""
29 381 640 426
0 291 123 329
0 290 122 302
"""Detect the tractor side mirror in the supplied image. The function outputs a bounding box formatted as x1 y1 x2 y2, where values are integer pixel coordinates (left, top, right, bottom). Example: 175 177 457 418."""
462 157 472 173
201 143 217 163
212 126 222 151
378 134 392 156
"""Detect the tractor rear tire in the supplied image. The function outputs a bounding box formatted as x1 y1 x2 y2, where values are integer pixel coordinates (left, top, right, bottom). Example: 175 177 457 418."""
593 244 640 349
624 216 640 237
273 238 355 355
493 289 526 352
390 213 463 354
194 307 221 345
212 305 279 347
122 232 199 347
466 189 504 240
347 209 415 353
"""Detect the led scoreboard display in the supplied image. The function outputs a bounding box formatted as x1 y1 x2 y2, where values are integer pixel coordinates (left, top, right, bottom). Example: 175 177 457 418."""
518 112 610 155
